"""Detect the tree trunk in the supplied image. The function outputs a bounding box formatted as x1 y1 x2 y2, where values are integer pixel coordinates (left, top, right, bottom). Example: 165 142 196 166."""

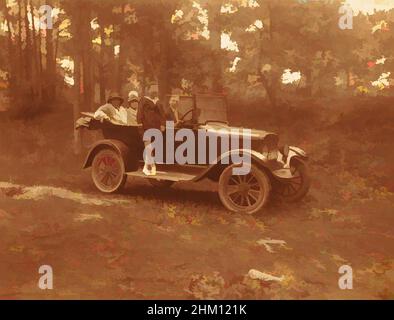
30 0 39 97
98 15 106 104
80 5 93 110
257 32 277 107
73 55 82 155
23 0 32 82
257 1 278 108
72 9 82 154
3 0 15 74
53 25 61 97
207 0 223 93
17 0 23 80
141 54 147 97
158 26 170 102
259 72 277 108
116 4 126 93
302 68 313 97
45 0 55 101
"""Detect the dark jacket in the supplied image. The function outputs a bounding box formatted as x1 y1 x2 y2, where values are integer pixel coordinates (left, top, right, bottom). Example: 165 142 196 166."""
137 97 166 131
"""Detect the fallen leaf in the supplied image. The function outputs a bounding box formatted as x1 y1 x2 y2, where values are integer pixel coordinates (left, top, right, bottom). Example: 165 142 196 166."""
248 269 285 282
74 213 103 222
256 238 288 253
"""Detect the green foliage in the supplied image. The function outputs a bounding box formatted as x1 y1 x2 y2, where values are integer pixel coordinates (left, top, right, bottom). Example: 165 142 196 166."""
1 0 394 113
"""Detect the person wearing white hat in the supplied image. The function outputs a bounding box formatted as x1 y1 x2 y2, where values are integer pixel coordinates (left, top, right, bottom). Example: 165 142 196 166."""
126 90 140 126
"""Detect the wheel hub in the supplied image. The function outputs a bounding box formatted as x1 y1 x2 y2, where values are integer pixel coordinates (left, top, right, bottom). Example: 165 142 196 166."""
238 183 250 195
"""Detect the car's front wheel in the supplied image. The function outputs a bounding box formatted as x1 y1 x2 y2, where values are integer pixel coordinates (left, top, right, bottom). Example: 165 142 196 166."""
91 148 127 193
273 161 310 202
218 164 271 215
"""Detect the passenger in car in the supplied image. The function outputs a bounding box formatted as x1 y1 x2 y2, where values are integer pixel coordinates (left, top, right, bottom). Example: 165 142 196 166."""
167 94 181 126
94 92 126 125
127 90 140 126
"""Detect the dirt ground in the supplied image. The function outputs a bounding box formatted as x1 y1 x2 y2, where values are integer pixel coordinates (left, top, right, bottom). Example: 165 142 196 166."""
0 99 393 299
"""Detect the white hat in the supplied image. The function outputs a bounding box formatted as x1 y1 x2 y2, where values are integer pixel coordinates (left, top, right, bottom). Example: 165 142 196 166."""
128 90 139 102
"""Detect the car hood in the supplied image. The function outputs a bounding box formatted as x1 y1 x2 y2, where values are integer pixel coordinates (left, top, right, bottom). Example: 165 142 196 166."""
199 123 278 141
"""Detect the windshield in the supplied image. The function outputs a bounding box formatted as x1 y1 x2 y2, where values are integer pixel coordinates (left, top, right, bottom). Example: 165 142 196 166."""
195 95 228 124
165 94 228 124
165 95 194 122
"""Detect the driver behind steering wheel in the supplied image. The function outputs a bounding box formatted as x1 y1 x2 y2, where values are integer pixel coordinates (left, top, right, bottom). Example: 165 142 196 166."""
167 94 182 127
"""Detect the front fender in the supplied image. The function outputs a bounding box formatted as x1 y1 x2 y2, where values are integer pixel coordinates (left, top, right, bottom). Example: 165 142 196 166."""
193 149 273 182
286 146 308 168
83 139 136 171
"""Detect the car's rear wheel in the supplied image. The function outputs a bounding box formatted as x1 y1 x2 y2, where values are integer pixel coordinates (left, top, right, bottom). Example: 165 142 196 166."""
218 164 271 215
91 148 127 193
149 179 175 188
274 161 310 202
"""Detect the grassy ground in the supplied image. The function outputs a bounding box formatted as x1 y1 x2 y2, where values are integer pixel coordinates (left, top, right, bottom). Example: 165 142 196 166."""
0 98 393 299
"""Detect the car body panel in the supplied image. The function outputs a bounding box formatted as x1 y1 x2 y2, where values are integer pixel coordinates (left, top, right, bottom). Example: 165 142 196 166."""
83 139 137 172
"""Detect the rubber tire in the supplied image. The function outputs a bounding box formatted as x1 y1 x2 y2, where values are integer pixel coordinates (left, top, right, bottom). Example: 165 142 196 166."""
218 164 271 215
91 148 127 193
274 162 310 203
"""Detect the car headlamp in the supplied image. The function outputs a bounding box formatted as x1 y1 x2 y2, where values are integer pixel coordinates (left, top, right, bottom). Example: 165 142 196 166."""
262 145 279 161
268 150 278 160
262 145 269 158
281 144 290 157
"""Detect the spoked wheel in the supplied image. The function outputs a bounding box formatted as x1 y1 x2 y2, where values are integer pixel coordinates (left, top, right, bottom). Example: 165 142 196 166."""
149 179 175 188
218 164 271 215
274 161 310 202
91 149 127 193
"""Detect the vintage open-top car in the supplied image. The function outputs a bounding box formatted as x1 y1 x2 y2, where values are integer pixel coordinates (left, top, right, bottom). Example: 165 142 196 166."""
76 94 310 215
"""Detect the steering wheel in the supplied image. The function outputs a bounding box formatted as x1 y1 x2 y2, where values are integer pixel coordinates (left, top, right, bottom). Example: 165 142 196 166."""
204 120 228 125
180 109 194 121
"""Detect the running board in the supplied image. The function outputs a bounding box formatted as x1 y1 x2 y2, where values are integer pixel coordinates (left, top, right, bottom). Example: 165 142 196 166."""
126 170 197 182
127 164 294 182
125 163 206 182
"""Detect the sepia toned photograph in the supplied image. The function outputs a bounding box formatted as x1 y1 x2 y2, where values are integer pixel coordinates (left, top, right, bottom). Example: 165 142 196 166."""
0 0 393 301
